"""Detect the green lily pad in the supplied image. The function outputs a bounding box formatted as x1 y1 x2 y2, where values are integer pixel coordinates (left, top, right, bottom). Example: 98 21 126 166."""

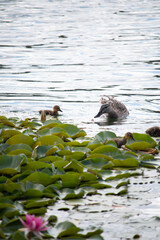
60 124 86 138
6 134 34 147
63 160 84 172
0 198 15 209
0 155 26 175
112 158 139 167
38 156 63 163
23 199 54 209
65 151 85 161
23 161 51 171
133 133 157 147
94 131 117 143
1 130 21 141
126 141 154 151
61 173 80 188
60 188 85 200
5 144 32 154
22 172 53 186
35 135 64 146
55 221 81 238
92 145 120 158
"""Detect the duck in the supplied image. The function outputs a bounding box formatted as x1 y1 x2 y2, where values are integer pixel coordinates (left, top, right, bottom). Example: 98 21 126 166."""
94 95 129 119
39 105 62 117
145 126 160 137
108 132 135 148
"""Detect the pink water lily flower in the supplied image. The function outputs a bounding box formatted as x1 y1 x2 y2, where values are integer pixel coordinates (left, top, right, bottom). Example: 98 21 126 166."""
19 214 50 239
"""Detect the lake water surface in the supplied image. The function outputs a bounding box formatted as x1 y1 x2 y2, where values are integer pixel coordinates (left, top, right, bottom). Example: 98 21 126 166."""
1 1 160 239
0 0 160 137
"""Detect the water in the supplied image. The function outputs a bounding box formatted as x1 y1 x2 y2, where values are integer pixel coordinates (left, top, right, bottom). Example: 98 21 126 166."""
0 0 160 137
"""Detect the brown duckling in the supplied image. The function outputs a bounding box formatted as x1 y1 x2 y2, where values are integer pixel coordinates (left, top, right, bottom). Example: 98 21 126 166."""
110 132 135 148
39 105 62 117
146 126 160 137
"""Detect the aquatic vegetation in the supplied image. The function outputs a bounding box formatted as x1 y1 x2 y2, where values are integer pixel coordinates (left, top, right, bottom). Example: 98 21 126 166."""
0 116 159 239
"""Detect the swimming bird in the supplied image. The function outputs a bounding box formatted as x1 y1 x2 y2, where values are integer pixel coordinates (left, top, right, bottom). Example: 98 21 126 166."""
109 132 135 148
146 126 160 137
39 105 62 117
94 96 129 119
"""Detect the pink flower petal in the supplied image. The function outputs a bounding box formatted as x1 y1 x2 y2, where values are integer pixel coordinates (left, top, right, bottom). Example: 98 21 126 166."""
19 217 28 228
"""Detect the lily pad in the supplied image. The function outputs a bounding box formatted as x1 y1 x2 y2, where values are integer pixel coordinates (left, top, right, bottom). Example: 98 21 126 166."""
1 130 21 141
6 134 34 147
94 131 117 143
126 141 154 151
0 155 26 175
60 124 86 138
35 135 64 146
55 221 81 238
22 172 53 186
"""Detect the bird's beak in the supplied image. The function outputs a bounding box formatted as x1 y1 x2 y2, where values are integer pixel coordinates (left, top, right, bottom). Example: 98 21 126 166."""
59 108 62 112
94 110 103 118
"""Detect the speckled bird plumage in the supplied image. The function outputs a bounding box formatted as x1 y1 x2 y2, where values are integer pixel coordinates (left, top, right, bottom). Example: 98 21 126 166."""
94 96 129 119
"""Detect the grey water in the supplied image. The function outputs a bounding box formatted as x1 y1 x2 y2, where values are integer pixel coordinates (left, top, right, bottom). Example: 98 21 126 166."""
0 0 160 137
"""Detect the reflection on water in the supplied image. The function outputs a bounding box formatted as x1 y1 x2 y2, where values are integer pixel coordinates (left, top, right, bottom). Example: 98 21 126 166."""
0 0 160 137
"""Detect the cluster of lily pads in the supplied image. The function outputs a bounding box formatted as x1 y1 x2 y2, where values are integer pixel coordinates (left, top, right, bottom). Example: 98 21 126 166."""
0 115 159 239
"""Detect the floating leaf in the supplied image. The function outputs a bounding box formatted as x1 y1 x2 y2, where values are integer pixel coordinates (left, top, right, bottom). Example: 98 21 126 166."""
112 158 139 168
61 173 80 188
60 188 85 200
6 134 34 147
23 199 54 209
80 172 97 183
0 119 15 127
0 198 15 209
39 120 60 130
92 145 120 158
4 182 22 193
35 145 53 158
0 155 26 175
35 135 64 146
38 156 63 163
126 141 154 151
65 151 85 161
5 144 32 154
63 160 84 172
82 157 110 169
55 221 81 238
39 126 69 138
22 172 53 186
27 208 47 215
133 133 157 147
94 131 117 143
1 130 21 141
53 159 69 169
23 161 51 171
60 124 86 138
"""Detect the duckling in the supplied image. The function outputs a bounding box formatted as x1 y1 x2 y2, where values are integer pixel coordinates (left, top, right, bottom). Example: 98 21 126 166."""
39 105 62 117
109 132 135 148
145 126 160 137
94 95 129 119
